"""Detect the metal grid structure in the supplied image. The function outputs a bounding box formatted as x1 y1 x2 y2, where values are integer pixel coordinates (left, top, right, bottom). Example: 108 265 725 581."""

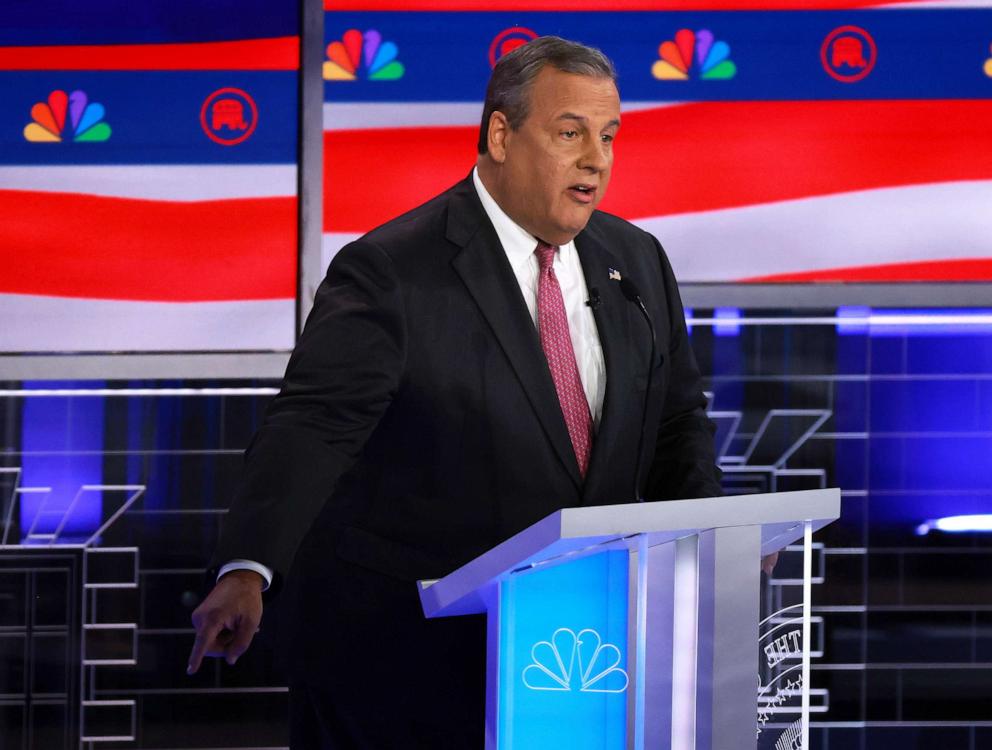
1 310 991 747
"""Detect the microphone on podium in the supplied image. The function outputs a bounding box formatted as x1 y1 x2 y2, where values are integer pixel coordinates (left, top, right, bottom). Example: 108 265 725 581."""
619 277 659 503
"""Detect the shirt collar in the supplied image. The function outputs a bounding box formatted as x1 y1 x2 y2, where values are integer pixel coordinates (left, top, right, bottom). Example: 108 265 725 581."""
472 166 575 273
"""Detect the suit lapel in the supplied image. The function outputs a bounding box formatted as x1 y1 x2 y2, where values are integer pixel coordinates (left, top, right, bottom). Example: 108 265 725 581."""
447 179 583 491
575 227 636 504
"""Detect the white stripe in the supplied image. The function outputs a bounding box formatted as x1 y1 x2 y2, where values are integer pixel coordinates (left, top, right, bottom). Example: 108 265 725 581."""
322 101 681 131
325 103 483 130
633 181 992 282
321 181 992 283
621 101 686 113
322 232 361 274
0 165 297 201
1 294 295 352
885 0 992 7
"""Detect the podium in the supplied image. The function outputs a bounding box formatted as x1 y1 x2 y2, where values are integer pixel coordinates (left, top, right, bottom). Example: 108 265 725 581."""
419 489 840 750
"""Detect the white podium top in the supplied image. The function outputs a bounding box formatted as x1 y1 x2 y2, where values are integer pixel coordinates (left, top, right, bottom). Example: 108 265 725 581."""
419 488 840 618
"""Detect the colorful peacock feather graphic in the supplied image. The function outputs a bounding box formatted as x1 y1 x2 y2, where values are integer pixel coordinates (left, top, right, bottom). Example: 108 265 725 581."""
24 90 112 142
652 29 736 81
323 29 404 81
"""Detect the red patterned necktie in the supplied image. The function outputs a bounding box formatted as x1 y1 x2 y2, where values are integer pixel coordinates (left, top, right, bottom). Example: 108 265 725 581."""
535 241 593 478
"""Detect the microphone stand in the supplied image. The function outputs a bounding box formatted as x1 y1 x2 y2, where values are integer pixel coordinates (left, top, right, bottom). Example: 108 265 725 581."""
619 278 657 503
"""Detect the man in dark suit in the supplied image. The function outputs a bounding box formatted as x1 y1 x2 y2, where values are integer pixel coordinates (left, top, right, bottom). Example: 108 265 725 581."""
188 36 721 747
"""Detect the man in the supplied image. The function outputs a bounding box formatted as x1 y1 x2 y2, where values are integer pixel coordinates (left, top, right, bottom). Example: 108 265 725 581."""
188 37 721 747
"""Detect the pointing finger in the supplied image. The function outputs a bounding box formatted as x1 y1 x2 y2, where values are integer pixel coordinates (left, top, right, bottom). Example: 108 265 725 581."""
188 614 226 674
188 630 210 675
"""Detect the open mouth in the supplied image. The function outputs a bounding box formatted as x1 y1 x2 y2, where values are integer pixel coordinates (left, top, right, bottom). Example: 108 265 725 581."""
568 184 597 203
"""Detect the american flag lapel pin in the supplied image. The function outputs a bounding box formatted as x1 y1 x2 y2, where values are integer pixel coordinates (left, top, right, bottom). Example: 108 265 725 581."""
609 268 622 281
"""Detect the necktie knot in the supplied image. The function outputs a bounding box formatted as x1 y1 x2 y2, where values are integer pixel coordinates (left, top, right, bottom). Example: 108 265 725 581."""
535 241 557 272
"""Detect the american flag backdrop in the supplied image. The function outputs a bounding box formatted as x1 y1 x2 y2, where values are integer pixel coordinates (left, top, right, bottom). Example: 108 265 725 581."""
323 1 992 285
3 1 990 354
0 0 300 353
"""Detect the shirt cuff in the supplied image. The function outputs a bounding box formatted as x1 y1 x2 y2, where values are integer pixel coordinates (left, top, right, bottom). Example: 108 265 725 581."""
217 560 273 591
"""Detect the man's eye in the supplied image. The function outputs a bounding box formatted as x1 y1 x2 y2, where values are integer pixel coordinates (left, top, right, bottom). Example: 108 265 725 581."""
601 134 615 144
561 130 578 139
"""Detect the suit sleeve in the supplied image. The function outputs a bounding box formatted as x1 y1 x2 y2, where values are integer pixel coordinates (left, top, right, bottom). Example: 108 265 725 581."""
210 239 407 592
644 239 723 501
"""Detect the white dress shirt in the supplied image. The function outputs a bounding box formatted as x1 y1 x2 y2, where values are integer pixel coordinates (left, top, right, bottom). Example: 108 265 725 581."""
219 170 607 590
471 168 607 425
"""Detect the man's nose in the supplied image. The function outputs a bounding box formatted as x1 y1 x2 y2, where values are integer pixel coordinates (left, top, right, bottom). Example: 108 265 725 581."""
579 138 610 172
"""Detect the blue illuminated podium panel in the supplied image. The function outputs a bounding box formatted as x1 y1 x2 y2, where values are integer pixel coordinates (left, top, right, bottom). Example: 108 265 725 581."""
499 551 629 749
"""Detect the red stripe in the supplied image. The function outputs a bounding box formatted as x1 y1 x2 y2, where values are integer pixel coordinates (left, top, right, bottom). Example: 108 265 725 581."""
329 1 906 8
324 100 992 232
0 36 298 71
745 258 992 282
604 100 992 219
0 191 297 301
325 126 477 233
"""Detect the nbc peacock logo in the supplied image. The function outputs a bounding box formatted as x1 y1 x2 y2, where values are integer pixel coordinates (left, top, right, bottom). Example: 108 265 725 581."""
522 628 628 694
324 29 404 81
652 29 736 81
24 90 111 142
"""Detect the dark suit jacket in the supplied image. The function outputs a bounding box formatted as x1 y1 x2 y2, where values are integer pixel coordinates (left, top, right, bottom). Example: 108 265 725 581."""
211 174 721 740
213 174 721 594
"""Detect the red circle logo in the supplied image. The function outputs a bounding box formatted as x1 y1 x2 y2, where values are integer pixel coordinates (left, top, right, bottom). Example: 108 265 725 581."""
820 26 877 83
200 88 258 146
489 27 539 68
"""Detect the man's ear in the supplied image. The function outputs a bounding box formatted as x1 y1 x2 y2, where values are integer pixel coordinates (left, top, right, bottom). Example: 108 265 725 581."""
487 111 509 164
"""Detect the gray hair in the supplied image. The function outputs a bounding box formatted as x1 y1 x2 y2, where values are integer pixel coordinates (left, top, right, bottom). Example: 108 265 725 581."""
477 36 617 155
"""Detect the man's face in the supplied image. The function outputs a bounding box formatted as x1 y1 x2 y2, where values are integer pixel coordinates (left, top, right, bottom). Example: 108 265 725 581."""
490 66 621 246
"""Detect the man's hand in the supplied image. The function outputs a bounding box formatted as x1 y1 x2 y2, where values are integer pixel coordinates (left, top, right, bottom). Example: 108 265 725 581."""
187 570 264 675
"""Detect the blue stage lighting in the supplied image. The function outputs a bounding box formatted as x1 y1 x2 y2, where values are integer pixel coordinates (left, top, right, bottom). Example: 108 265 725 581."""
916 514 992 536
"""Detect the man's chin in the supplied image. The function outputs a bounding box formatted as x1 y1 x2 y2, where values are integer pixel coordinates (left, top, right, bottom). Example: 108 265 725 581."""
539 211 594 246
561 217 594 243
542 228 586 246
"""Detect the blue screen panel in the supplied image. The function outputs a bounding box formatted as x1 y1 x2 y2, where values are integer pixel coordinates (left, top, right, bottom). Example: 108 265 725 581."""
499 550 629 749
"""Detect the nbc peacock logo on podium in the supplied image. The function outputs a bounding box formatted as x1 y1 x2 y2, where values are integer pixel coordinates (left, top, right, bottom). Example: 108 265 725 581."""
522 628 628 693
